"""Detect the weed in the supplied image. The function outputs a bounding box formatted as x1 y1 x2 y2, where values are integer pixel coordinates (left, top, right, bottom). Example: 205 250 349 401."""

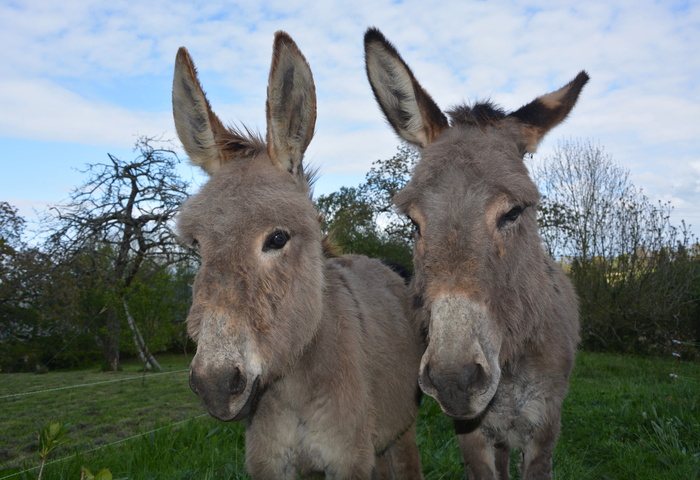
37 421 71 480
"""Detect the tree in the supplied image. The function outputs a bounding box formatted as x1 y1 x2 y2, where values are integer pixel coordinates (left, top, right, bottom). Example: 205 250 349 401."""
316 144 418 269
532 139 698 353
46 136 193 371
361 143 419 244
0 203 93 371
0 202 25 255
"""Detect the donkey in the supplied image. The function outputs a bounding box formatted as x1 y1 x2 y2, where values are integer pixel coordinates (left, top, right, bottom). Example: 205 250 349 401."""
173 31 424 479
364 28 584 479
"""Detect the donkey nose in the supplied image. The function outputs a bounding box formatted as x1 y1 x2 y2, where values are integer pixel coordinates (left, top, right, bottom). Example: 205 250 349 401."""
189 369 202 395
189 366 247 397
425 362 488 406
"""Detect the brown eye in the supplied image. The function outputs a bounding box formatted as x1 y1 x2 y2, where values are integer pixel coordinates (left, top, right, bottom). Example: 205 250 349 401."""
498 206 523 230
263 230 290 251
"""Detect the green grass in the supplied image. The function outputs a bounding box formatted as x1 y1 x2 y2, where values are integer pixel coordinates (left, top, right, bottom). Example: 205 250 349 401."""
554 352 700 480
1 352 698 479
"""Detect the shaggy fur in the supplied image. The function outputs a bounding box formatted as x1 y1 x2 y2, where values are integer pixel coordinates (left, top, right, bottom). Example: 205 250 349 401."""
173 31 424 479
364 27 585 480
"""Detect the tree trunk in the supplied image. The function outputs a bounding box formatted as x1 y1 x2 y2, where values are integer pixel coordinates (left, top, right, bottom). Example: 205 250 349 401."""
122 300 163 372
103 309 121 371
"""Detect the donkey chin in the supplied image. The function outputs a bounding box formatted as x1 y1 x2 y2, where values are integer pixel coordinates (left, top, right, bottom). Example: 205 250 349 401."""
189 362 264 422
418 295 502 420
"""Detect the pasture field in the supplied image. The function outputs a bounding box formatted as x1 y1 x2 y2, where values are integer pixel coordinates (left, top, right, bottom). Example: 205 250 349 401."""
0 352 698 479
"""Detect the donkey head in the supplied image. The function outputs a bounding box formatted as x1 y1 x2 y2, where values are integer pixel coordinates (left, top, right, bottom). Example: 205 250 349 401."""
173 32 322 422
365 28 587 420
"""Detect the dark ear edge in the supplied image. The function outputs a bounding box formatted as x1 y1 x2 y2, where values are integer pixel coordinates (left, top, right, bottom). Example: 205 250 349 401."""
508 71 589 153
364 27 448 148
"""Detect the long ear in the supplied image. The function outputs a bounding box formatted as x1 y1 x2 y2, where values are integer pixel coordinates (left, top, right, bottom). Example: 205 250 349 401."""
172 47 229 175
266 31 316 178
364 28 448 148
508 71 589 153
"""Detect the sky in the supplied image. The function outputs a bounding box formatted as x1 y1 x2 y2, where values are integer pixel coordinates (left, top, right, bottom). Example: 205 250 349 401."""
1 0 699 240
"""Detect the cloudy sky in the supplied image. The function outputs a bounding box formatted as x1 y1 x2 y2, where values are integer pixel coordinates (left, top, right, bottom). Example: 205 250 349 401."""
1 0 699 238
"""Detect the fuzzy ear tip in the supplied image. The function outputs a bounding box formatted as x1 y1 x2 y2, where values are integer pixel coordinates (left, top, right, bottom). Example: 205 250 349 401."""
575 70 590 88
273 31 295 49
175 47 190 63
364 27 384 43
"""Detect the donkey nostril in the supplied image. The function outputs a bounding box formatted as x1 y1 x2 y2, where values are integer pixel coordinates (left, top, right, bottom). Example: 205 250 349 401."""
463 362 487 389
189 371 201 395
229 367 247 396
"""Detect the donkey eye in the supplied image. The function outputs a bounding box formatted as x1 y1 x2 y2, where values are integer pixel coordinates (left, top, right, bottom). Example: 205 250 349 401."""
263 230 290 251
498 206 524 229
409 217 421 237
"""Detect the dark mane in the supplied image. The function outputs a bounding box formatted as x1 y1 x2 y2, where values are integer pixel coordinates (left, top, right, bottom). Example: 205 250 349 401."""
447 101 506 129
217 124 267 158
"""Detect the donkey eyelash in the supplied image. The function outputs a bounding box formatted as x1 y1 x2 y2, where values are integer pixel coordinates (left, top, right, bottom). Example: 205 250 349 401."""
407 216 422 236
497 205 528 230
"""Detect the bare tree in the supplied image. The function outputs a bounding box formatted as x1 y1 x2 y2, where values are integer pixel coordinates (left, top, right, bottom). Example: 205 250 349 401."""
47 136 194 371
532 139 698 352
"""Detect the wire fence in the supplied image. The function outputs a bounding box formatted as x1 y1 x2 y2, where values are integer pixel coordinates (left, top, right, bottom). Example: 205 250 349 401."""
2 340 698 478
1 413 209 479
0 360 208 479
0 369 189 401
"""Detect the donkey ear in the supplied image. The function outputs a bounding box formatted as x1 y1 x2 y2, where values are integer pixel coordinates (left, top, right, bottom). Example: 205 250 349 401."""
172 47 228 175
266 31 316 178
364 28 448 149
508 71 589 153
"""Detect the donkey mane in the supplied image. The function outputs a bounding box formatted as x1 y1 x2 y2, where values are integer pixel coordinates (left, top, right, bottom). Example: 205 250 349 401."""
447 101 507 129
217 124 267 158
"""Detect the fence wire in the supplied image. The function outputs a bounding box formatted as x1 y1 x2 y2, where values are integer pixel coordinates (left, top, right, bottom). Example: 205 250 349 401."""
0 369 189 401
1 413 209 479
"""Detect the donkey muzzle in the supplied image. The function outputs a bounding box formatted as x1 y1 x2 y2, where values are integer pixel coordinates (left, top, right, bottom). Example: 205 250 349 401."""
418 295 502 419
421 361 494 420
190 365 262 422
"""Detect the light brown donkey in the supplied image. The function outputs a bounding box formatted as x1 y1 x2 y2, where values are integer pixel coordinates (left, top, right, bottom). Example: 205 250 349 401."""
364 28 584 480
173 32 424 479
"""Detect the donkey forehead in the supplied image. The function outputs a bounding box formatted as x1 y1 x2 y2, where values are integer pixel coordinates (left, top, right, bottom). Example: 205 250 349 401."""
395 127 540 215
178 159 314 238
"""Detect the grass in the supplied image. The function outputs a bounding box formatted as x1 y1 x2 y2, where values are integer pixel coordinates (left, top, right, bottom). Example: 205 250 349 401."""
0 352 698 479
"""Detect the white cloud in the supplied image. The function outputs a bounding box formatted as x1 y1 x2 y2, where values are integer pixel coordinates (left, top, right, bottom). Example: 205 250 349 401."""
0 77 173 147
0 0 698 236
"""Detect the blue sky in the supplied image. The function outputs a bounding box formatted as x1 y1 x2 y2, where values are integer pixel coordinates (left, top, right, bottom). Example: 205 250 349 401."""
1 0 699 238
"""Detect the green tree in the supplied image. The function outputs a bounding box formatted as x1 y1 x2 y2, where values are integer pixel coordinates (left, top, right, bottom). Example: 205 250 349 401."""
316 144 418 269
121 263 195 364
0 203 87 371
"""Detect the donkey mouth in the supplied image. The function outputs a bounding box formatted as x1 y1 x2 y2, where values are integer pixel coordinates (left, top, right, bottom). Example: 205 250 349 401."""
440 402 489 421
432 394 485 421
206 376 264 422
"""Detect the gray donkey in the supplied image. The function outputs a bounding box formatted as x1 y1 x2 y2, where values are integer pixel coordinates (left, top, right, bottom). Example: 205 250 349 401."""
173 32 424 479
364 28 584 480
